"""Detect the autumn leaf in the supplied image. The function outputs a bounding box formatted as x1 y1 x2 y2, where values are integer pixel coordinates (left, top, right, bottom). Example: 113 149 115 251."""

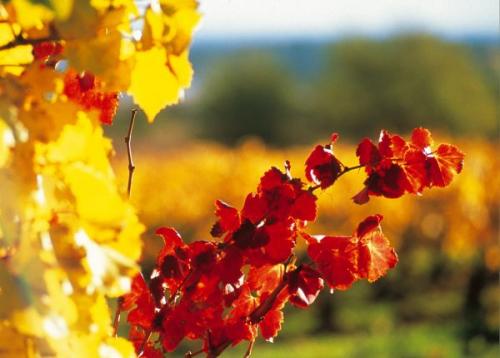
128 47 187 121
355 215 398 282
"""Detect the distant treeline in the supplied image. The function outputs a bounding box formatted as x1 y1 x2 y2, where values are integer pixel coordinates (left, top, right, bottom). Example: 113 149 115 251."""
114 34 498 146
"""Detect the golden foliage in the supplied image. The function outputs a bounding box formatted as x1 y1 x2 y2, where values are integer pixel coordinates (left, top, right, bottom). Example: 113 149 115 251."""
0 0 200 356
121 138 498 270
1 0 199 121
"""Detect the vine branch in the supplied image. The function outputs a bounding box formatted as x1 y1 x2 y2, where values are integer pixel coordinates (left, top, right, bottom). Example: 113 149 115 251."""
243 339 255 358
309 164 365 192
0 35 56 51
125 109 137 198
112 297 123 337
0 23 59 52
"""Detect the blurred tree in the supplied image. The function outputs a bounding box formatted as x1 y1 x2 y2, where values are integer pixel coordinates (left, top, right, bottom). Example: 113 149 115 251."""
314 35 497 138
196 52 298 145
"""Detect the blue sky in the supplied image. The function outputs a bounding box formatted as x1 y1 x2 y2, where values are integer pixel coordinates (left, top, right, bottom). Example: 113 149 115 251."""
197 0 499 39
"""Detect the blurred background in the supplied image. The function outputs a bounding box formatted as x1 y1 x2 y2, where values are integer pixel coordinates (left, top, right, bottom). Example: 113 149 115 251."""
108 1 498 356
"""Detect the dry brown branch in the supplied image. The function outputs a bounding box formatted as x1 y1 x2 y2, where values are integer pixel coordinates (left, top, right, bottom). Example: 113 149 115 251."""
125 109 138 198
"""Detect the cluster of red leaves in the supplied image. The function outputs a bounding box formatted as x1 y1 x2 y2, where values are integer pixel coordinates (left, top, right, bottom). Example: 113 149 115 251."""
32 41 63 62
353 128 464 204
63 70 119 124
121 128 464 357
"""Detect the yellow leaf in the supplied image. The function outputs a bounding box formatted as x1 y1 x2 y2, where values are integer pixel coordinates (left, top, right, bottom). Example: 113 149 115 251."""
64 165 125 225
0 45 33 76
0 23 16 47
55 0 99 39
128 46 181 121
8 0 54 30
33 113 143 295
160 0 199 12
169 6 201 54
0 117 14 167
74 228 137 296
20 64 62 101
141 7 165 50
49 0 74 21
91 0 138 15
143 1 200 54
36 112 113 175
169 50 194 88
64 31 122 85
43 269 78 326
11 307 44 337
101 337 136 358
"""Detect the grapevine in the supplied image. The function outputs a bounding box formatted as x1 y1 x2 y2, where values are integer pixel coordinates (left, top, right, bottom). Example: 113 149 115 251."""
0 1 199 356
0 1 466 357
120 128 464 357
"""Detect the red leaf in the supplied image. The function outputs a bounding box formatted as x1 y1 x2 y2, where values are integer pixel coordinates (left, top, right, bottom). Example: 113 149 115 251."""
305 145 342 189
189 241 218 271
122 273 147 310
123 274 156 329
161 307 188 352
378 130 408 158
307 215 397 289
355 214 382 237
352 187 370 205
160 255 183 279
363 163 408 199
356 138 381 167
263 183 296 221
307 235 358 290
241 193 267 224
259 167 286 191
401 149 428 193
247 264 284 296
288 265 324 308
259 309 283 342
355 215 398 282
217 245 244 285
411 127 433 149
263 221 296 264
290 190 317 221
155 227 186 264
33 41 63 61
427 144 464 187
78 72 95 91
233 220 269 249
354 128 464 204
213 200 240 235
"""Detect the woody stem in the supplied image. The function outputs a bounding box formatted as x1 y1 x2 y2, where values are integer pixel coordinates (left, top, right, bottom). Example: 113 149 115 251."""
111 297 123 337
125 109 137 198
310 164 365 192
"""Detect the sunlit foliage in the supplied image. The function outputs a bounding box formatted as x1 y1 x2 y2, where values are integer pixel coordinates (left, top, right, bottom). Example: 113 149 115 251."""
0 0 199 355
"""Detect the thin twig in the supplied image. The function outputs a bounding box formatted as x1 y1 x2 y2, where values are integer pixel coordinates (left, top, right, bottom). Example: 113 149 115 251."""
125 109 137 198
309 164 365 192
0 34 58 51
0 63 30 67
137 329 152 357
243 339 255 358
208 340 231 358
112 297 123 337
249 277 288 324
168 270 192 304
185 348 204 358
